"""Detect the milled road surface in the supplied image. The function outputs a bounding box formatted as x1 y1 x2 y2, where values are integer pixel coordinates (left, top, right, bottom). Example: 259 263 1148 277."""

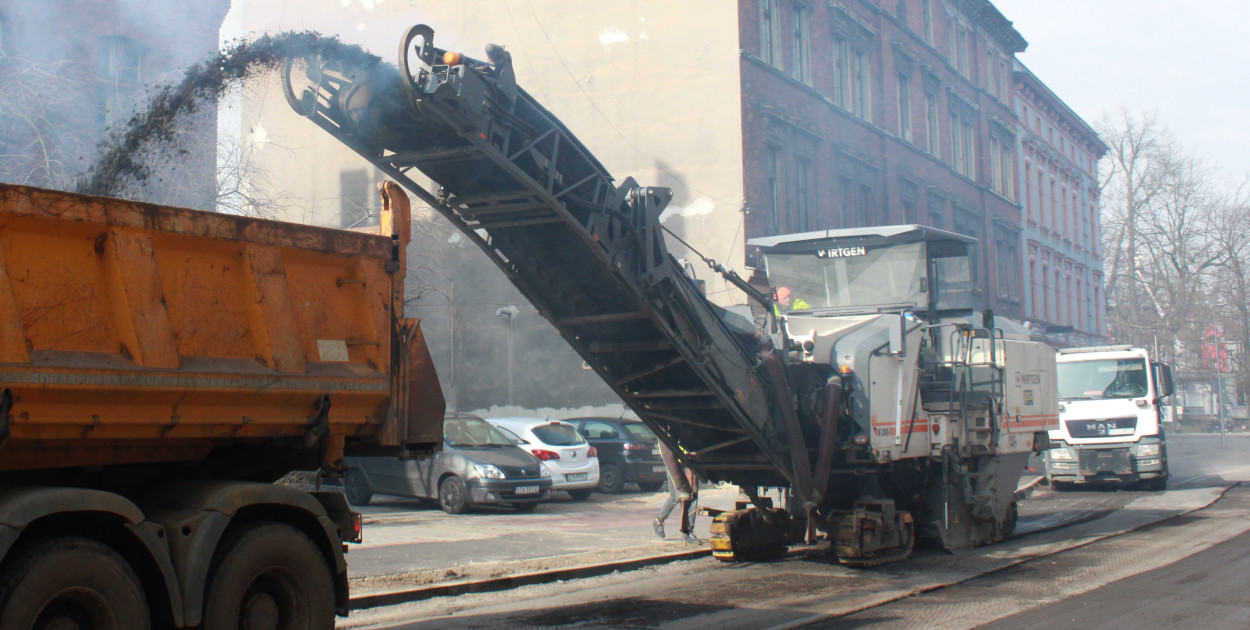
338 433 1250 629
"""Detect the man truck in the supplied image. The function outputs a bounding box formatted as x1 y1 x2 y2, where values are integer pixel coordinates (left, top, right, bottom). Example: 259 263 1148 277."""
284 24 1058 565
0 181 445 629
1045 346 1173 490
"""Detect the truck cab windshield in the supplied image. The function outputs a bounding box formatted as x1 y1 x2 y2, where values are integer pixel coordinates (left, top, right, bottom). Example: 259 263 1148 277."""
764 242 926 312
1057 359 1149 400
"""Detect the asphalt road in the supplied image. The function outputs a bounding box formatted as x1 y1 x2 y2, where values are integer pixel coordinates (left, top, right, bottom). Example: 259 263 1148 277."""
339 433 1250 629
980 523 1250 629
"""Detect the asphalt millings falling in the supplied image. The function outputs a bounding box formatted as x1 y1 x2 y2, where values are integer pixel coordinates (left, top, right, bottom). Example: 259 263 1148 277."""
77 31 383 200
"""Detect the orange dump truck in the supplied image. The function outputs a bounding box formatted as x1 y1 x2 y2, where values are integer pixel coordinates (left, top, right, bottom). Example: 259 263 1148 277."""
0 181 444 629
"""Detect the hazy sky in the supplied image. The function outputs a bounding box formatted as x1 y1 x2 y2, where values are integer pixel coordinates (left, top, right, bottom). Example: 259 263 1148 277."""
994 0 1250 187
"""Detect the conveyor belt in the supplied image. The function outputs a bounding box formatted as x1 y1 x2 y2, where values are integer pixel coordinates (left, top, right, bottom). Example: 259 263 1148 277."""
285 25 808 490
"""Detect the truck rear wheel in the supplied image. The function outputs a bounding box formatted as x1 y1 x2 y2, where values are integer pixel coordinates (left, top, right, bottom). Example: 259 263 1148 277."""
0 536 150 630
203 523 334 630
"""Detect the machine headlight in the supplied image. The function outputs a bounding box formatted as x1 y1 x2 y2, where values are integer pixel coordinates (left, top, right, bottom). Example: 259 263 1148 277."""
1137 443 1160 457
474 464 506 479
1049 447 1075 461
539 465 551 478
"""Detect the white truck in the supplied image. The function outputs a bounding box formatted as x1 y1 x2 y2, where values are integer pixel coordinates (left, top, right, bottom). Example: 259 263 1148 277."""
1045 346 1174 490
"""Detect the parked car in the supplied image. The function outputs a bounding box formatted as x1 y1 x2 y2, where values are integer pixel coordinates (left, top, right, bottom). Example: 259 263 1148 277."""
487 417 600 500
568 417 667 493
340 413 552 513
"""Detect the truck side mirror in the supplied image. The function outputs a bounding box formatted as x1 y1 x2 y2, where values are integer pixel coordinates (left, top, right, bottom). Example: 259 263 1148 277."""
1153 363 1174 398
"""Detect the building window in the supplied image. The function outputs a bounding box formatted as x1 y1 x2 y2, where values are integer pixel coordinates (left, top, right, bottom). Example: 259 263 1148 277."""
97 36 145 128
832 37 849 109
901 180 919 224
995 229 1020 302
1002 138 1015 200
1054 268 1062 325
1024 163 1033 218
957 27 969 76
852 49 871 121
949 99 976 179
760 0 782 67
1041 263 1050 320
1076 278 1084 332
924 84 940 156
922 1 934 44
989 135 1001 193
998 57 1010 101
897 73 912 143
792 2 811 84
1049 179 1057 231
767 145 782 232
98 36 143 83
952 209 980 287
988 127 1015 200
946 14 957 62
792 156 812 232
1029 259 1038 318
843 177 874 228
927 194 945 229
895 0 908 23
961 115 975 180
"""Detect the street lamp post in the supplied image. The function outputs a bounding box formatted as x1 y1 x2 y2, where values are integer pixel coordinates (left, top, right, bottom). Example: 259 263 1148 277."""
496 305 519 407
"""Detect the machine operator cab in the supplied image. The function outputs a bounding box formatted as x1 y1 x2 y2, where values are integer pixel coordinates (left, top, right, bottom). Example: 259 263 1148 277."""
748 224 978 321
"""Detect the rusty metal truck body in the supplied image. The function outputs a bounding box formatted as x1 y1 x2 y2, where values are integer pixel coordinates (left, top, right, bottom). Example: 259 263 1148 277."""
0 182 444 628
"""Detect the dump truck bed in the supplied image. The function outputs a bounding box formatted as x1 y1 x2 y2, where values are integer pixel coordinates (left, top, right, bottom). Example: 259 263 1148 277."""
0 183 443 473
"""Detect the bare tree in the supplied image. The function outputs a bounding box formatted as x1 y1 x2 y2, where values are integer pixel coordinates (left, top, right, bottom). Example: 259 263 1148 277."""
0 53 95 188
214 137 301 219
1210 187 1250 398
1098 111 1175 347
1097 112 1241 372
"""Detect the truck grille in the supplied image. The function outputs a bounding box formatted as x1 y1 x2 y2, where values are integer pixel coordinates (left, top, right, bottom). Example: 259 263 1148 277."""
1079 448 1132 476
1066 417 1137 438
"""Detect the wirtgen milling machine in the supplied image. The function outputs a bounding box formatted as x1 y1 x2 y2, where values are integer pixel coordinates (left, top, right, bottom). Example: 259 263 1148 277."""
284 25 1057 565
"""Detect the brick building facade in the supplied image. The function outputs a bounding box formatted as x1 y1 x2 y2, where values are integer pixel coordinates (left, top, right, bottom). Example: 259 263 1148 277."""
740 0 1031 317
1013 60 1108 343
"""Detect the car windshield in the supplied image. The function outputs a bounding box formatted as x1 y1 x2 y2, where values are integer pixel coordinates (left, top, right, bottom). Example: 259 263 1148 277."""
444 417 514 447
764 241 926 312
533 423 585 446
1057 358 1149 400
623 423 657 441
493 425 527 445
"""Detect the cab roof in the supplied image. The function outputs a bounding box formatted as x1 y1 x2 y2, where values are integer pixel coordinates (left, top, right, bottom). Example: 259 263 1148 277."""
747 224 976 250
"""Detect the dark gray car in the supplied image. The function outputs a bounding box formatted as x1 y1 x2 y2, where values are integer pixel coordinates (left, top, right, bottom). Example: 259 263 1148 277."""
342 414 552 513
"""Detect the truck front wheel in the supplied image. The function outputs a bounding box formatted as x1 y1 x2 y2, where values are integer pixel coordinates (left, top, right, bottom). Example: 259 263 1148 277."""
0 536 150 630
203 523 334 630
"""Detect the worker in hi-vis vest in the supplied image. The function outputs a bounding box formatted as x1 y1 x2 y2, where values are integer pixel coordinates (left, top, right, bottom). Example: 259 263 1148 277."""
774 286 810 315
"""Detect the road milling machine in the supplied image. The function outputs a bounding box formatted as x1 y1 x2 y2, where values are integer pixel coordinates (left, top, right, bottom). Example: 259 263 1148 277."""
284 25 1058 565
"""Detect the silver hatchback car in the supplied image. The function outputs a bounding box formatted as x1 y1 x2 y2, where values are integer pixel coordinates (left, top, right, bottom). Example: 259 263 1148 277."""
341 414 553 513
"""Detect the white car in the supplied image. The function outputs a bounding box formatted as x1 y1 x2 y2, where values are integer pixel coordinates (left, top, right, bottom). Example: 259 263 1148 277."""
487 418 600 500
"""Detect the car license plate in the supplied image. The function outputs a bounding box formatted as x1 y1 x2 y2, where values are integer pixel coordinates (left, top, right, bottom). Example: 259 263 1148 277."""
515 486 540 495
566 473 587 482
653 465 666 473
